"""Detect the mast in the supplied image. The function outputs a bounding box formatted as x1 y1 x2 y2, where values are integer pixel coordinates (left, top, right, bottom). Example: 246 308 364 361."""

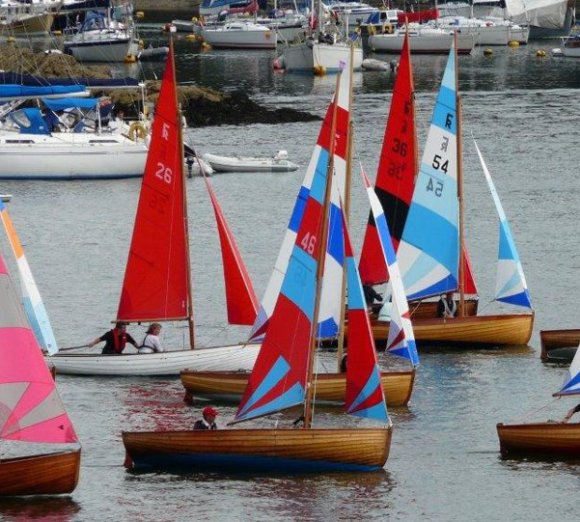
336 45 354 373
304 69 342 429
455 32 466 318
171 36 195 350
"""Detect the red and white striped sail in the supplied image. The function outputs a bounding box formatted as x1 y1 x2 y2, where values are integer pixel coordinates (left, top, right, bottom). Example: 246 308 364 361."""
203 174 258 326
117 50 189 323
0 252 77 444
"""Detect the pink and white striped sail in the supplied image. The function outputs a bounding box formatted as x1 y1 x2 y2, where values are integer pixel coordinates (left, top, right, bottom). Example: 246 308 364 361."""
0 252 77 444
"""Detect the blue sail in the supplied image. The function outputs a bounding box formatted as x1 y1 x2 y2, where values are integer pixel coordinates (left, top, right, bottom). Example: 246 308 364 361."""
396 44 459 301
473 139 532 310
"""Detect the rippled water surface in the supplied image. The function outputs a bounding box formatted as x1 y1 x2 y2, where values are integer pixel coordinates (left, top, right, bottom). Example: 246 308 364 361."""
1 26 580 521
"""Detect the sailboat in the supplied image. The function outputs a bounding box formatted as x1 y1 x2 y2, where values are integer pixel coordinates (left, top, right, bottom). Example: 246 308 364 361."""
540 329 580 362
359 34 534 348
279 2 363 73
47 43 261 376
497 341 580 458
122 58 392 474
0 236 80 496
181 46 418 408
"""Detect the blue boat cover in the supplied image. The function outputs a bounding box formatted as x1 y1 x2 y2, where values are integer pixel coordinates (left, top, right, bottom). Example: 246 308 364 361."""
42 97 98 111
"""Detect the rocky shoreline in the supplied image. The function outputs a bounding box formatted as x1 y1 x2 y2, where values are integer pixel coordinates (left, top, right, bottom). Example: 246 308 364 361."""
0 45 320 127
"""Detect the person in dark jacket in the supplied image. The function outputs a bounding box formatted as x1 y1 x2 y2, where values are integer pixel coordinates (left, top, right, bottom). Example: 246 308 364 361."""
562 403 580 423
437 292 457 318
194 406 219 430
88 322 138 354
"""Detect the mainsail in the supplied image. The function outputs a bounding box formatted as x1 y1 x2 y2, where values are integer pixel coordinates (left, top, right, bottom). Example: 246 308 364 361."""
117 48 190 323
474 139 532 309
359 31 417 286
397 42 459 301
249 59 351 341
0 251 77 444
0 200 58 355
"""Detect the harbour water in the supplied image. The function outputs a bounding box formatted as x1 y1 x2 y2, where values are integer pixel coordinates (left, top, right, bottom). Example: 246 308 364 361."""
1 32 580 521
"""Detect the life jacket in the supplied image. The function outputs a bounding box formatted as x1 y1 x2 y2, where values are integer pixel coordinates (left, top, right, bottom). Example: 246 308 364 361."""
112 328 129 354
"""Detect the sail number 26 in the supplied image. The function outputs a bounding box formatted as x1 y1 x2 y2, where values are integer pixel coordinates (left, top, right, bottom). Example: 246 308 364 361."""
155 162 173 184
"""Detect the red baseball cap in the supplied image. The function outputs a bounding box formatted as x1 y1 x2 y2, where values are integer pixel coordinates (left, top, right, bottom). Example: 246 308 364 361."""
203 406 219 417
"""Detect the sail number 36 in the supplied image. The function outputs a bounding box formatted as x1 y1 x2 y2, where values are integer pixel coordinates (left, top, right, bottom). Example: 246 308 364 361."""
155 162 173 184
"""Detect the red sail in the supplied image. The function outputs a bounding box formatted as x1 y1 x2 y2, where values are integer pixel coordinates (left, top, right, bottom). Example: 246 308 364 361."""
204 175 258 325
359 31 416 285
117 51 189 322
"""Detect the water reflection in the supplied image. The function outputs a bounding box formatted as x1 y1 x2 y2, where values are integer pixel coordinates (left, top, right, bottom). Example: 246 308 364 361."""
0 496 81 521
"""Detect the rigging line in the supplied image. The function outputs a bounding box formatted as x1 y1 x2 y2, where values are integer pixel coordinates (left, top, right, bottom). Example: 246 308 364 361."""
512 396 561 423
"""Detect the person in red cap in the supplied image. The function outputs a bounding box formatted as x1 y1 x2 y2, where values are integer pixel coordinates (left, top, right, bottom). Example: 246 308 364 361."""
194 406 219 430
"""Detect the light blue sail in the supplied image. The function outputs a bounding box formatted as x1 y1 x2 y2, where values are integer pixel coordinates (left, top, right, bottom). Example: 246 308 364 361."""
473 139 532 310
396 44 459 301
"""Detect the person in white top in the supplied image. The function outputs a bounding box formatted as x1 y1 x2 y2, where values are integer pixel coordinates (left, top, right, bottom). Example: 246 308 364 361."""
138 323 164 354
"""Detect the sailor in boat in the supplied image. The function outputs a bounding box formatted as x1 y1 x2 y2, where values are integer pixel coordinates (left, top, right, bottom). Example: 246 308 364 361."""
193 406 219 430
437 291 457 319
363 284 383 314
138 323 164 354
562 403 580 423
87 321 138 354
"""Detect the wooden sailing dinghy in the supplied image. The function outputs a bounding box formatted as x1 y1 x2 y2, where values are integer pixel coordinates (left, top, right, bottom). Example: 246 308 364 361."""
540 329 580 362
359 33 534 348
0 229 80 496
497 341 580 458
47 41 262 377
123 52 392 473
179 41 420 408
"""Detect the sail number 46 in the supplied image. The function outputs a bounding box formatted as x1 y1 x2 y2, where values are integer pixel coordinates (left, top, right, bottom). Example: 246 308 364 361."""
156 162 173 184
301 232 317 255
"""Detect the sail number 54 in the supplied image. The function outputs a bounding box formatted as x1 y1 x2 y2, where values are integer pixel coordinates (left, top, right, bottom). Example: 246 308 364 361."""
156 162 173 184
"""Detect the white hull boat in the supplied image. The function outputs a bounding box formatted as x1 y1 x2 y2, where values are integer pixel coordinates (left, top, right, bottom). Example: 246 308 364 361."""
0 194 11 202
0 132 147 180
65 34 139 62
437 16 529 45
555 35 580 57
47 344 261 376
202 150 299 173
369 26 475 54
282 39 364 73
202 20 277 49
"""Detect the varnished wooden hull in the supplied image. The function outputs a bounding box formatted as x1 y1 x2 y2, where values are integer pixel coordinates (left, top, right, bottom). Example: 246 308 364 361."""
540 329 580 362
0 449 80 496
497 422 580 458
181 370 415 407
368 313 534 347
123 428 391 472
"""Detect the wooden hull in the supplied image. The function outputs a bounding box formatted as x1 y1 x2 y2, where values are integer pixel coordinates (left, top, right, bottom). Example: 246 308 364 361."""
0 449 80 496
123 428 391 472
540 329 580 362
181 369 415 407
47 343 261 376
497 422 580 458
403 298 478 320
368 313 534 347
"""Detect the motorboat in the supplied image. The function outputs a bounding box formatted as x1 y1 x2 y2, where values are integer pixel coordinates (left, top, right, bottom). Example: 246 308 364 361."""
202 150 299 173
552 34 580 57
368 24 475 54
201 19 277 49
